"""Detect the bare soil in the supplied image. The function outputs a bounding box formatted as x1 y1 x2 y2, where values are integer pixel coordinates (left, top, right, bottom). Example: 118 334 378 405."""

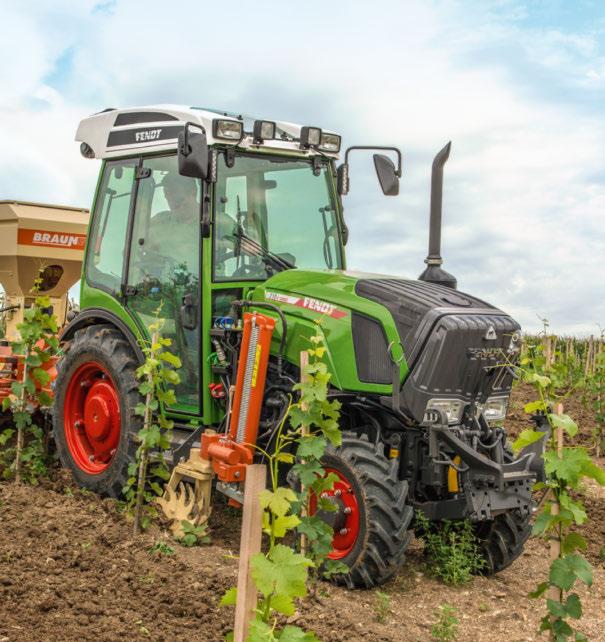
0 386 603 642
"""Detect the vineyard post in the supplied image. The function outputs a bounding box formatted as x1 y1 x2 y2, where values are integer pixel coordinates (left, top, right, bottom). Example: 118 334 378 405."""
584 336 593 377
234 464 267 642
13 347 29 484
544 335 552 370
133 329 158 535
299 350 309 557
548 402 564 617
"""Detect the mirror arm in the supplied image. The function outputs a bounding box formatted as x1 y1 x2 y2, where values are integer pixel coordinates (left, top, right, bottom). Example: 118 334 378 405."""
344 145 402 177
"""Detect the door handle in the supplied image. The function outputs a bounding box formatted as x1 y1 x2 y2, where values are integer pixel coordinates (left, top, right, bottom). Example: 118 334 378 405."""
180 293 198 330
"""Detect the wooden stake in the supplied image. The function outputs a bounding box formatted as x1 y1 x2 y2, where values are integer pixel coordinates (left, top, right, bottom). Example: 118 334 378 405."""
544 335 552 370
234 464 267 642
133 330 158 535
548 402 564 639
299 350 309 557
585 336 594 377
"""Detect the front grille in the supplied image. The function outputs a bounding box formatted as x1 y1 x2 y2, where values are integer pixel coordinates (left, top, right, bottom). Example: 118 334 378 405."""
354 276 520 423
400 312 520 423
352 313 391 384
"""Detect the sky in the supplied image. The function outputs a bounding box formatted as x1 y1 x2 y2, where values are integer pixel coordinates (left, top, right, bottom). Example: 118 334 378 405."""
0 0 604 334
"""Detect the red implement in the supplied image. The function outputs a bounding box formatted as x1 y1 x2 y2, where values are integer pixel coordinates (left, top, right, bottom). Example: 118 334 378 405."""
201 312 275 482
0 341 57 403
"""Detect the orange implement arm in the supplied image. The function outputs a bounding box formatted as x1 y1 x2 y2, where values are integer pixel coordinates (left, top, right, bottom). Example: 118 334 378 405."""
202 312 275 482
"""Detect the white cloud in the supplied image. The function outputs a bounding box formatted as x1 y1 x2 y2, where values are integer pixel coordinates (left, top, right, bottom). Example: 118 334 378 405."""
0 0 603 334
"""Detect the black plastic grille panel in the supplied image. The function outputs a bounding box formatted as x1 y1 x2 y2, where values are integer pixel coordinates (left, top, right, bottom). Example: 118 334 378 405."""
352 313 392 384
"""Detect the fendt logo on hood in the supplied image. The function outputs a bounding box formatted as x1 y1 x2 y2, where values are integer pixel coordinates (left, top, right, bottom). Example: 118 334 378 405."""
265 291 347 320
18 229 86 250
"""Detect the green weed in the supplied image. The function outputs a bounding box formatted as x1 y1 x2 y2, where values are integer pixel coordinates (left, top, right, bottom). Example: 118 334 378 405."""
178 520 210 547
374 590 391 623
431 603 459 642
149 541 175 556
416 512 484 585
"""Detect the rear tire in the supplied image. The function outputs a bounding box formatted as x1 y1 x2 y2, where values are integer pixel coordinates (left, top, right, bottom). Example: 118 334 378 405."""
53 324 141 497
474 509 532 574
321 432 414 589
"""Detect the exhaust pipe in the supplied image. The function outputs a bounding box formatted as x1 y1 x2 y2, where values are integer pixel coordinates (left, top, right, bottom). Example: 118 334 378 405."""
418 141 457 289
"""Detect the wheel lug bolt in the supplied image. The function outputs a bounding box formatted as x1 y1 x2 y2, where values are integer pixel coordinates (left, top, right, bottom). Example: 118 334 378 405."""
334 489 342 497
75 420 84 429
343 507 352 515
80 380 90 388
88 455 95 462
320 492 328 499
339 528 348 535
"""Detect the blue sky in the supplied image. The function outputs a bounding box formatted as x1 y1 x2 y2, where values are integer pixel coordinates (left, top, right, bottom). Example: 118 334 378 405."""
0 0 604 334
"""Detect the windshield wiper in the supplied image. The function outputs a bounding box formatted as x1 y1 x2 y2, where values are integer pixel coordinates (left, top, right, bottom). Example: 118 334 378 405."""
233 227 296 272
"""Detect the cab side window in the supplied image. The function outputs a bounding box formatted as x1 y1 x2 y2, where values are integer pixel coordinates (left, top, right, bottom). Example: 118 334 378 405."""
86 159 136 293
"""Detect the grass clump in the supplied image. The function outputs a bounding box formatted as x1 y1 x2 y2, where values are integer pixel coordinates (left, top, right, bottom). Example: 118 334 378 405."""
416 512 484 585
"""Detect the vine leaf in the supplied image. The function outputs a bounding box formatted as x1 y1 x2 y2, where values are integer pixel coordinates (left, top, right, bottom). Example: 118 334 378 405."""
259 487 297 518
512 428 544 452
549 413 578 437
549 554 593 591
278 625 321 641
251 544 313 600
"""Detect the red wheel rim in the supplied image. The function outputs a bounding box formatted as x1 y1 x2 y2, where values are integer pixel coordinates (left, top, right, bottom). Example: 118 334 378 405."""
64 361 121 474
309 467 360 560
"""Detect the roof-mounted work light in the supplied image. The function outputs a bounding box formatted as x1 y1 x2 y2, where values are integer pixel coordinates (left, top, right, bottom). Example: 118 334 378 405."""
212 119 243 141
253 120 276 144
300 126 322 149
318 132 341 153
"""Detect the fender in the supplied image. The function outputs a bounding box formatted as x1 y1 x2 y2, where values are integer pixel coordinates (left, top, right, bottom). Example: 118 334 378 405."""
59 308 145 364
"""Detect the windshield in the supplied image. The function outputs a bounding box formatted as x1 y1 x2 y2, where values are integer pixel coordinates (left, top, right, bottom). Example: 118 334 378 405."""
213 153 343 280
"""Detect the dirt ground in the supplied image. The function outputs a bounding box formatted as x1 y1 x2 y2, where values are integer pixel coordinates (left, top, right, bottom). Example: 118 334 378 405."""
0 385 604 642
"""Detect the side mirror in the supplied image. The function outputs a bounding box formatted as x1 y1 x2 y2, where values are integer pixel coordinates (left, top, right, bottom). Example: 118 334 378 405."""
373 154 399 196
178 122 208 179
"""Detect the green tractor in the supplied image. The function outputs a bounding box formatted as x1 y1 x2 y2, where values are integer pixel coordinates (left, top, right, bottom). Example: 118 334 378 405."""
53 106 542 588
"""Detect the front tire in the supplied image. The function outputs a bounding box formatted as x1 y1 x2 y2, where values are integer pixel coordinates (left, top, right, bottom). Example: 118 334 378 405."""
53 324 141 497
319 432 414 588
474 509 532 574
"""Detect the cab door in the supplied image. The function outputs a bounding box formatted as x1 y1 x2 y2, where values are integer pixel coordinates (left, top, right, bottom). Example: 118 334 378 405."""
125 154 202 414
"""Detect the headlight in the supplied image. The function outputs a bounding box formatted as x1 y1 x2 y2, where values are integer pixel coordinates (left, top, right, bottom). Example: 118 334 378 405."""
212 118 243 141
318 132 341 153
479 396 508 422
253 120 276 143
425 399 465 425
300 126 322 148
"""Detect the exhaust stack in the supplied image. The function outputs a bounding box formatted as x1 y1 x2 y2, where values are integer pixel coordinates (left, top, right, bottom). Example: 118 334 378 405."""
418 142 457 289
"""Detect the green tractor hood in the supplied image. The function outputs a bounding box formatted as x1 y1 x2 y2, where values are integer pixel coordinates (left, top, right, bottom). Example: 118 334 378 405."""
251 268 520 420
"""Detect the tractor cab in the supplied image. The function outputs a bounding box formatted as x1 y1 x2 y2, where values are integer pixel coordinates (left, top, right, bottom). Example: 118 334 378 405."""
72 106 387 416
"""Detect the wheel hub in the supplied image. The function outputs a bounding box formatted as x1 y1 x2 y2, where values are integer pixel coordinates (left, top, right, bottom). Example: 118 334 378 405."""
83 382 116 441
64 362 121 474
311 467 360 559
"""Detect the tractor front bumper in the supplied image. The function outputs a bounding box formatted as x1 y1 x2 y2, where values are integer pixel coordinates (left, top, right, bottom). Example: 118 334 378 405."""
417 425 536 523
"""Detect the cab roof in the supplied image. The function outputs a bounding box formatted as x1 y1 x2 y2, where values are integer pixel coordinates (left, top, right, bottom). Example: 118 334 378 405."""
75 104 340 161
